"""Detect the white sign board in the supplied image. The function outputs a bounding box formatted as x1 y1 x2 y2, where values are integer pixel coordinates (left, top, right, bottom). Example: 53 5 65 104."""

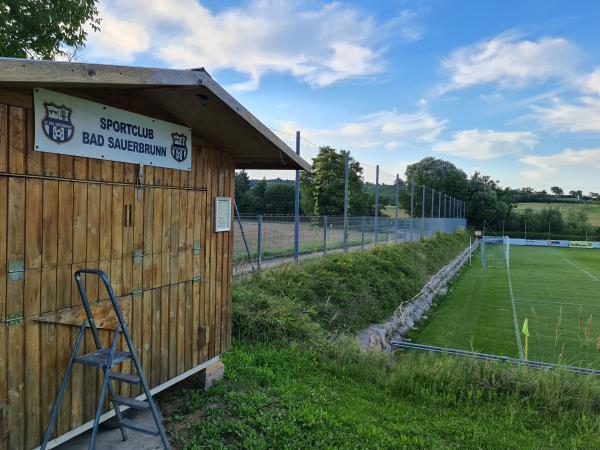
33 88 192 171
214 197 232 232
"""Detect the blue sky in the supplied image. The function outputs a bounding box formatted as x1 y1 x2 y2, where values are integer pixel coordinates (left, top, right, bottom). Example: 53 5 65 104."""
78 0 600 192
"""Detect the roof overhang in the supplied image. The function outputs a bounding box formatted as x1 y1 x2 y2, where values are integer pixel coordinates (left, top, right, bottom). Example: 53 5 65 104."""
0 58 311 171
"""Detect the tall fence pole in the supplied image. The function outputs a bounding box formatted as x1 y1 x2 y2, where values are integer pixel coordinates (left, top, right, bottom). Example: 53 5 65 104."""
323 215 328 256
343 151 349 252
409 180 415 242
431 188 435 218
438 191 442 218
394 174 399 242
294 131 300 263
361 216 365 250
421 185 425 238
257 215 262 273
374 165 380 244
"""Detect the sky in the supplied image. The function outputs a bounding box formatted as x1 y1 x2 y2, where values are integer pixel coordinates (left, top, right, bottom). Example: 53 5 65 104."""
76 0 600 192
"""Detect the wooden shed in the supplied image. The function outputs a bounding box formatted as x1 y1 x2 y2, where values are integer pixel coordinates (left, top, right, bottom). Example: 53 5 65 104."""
0 58 310 450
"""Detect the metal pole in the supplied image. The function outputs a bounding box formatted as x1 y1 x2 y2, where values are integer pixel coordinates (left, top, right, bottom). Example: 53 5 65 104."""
502 220 505 237
421 185 425 238
394 174 399 242
294 131 300 263
234 201 255 273
374 165 380 244
548 218 551 241
438 191 442 218
323 215 328 256
409 181 415 241
257 215 262 273
343 151 349 252
431 188 435 218
524 219 527 239
361 216 365 250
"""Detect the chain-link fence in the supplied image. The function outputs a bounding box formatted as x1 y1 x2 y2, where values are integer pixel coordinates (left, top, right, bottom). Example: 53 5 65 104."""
233 129 468 274
234 214 467 274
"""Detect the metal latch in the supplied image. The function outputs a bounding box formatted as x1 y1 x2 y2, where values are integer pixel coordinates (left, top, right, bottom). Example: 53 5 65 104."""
131 288 143 298
8 260 24 281
192 274 203 283
132 249 143 264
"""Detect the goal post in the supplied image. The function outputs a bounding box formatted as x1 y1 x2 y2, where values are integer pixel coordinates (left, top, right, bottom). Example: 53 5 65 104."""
481 236 509 268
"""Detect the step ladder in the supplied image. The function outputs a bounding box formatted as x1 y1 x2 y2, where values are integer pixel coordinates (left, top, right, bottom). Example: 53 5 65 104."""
41 269 170 449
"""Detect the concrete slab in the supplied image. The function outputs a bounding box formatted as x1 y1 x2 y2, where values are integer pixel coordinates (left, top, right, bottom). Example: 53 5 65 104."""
55 411 164 450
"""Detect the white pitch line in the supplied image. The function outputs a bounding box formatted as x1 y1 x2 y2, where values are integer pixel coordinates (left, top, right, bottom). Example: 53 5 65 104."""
563 258 600 281
506 266 525 360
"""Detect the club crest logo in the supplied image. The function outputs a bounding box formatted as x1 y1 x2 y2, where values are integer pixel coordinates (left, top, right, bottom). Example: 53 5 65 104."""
171 133 188 162
42 103 74 143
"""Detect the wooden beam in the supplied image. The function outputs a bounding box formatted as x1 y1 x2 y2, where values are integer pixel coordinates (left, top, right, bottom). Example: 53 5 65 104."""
34 296 132 330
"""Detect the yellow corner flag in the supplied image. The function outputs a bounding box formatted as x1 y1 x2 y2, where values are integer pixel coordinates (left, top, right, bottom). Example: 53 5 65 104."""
522 318 529 337
522 318 529 361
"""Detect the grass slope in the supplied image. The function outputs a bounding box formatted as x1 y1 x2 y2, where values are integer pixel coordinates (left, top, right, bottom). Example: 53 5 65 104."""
414 245 600 368
516 202 600 227
162 343 600 450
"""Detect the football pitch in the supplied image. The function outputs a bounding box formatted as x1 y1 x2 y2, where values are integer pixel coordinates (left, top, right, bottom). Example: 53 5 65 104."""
414 244 600 369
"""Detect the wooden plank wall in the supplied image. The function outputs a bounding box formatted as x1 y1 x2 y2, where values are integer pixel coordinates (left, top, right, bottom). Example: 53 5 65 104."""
0 89 234 450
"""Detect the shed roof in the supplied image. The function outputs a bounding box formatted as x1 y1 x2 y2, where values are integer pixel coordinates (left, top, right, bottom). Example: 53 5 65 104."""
0 58 311 171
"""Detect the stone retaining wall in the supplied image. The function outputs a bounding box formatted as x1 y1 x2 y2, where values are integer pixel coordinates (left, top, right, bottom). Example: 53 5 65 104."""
358 241 478 352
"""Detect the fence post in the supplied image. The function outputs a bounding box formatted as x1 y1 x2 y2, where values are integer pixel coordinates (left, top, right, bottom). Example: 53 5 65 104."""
343 151 349 252
394 174 399 242
257 215 262 273
361 216 365 250
374 165 380 244
234 200 255 273
294 130 300 263
409 180 415 241
421 185 425 239
323 215 328 256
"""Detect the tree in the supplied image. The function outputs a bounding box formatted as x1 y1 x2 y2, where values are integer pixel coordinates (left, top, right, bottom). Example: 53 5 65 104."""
235 170 254 213
401 157 469 216
0 1 101 59
301 147 375 216
263 184 295 214
550 186 563 196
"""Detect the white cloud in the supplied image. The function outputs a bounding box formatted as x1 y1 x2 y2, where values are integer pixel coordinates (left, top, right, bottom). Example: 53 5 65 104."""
311 109 447 150
82 0 421 91
433 129 537 160
436 31 581 94
579 69 600 94
520 148 600 187
83 8 150 62
532 96 600 133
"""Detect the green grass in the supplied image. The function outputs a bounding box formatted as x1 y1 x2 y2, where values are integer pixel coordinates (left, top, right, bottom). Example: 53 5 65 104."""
161 234 600 449
162 342 600 450
516 202 600 227
413 245 600 368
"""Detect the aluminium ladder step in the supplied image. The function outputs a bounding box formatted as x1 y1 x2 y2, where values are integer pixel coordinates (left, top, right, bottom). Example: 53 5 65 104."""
74 348 131 367
119 418 160 436
109 372 142 384
112 395 151 410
